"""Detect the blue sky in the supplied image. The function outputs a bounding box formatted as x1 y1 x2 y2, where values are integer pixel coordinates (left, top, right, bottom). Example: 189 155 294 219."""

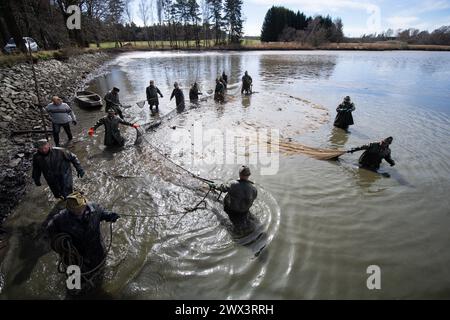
129 0 450 37
242 0 450 36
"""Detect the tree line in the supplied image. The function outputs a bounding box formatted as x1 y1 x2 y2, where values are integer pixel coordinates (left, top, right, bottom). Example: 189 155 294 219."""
357 26 450 45
260 6 344 45
0 0 245 52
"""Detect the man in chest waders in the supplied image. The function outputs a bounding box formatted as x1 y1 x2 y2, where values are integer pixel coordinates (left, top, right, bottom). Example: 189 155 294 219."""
45 191 120 296
89 109 140 147
146 80 164 114
210 165 258 226
348 136 396 172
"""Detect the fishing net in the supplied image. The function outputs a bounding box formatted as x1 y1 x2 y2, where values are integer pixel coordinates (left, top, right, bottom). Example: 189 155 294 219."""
269 139 346 160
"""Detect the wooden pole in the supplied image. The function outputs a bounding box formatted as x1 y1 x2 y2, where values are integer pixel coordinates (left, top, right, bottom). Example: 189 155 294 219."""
27 39 49 140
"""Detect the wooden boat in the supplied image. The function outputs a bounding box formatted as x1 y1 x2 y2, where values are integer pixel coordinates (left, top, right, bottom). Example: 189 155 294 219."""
75 90 102 108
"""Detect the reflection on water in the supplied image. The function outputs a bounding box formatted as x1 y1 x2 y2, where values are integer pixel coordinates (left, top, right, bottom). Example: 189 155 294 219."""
328 127 349 148
259 53 337 83
1 50 450 299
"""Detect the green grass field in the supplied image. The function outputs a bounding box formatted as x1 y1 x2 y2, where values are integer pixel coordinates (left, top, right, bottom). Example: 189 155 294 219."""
89 39 261 49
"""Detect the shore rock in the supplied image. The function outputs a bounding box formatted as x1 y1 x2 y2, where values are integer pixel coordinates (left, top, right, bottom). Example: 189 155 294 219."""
0 51 112 224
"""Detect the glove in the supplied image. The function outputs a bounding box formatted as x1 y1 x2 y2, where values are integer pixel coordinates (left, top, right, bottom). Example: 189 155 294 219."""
390 161 396 167
109 212 120 223
72 121 77 125
77 170 85 178
207 182 217 189
132 123 140 128
88 127 95 136
34 180 41 186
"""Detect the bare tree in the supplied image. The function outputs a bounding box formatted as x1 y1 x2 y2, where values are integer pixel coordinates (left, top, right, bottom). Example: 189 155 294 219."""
138 0 150 46
149 0 156 47
201 0 211 47
124 0 136 44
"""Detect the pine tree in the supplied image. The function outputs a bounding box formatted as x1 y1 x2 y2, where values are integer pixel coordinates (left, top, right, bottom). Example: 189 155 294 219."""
224 0 243 44
207 0 223 45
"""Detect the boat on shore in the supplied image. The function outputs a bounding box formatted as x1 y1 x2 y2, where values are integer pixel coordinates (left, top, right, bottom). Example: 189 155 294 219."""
75 90 102 108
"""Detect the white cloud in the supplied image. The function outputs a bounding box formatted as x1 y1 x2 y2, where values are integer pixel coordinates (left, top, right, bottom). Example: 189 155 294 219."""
386 16 420 30
247 0 376 12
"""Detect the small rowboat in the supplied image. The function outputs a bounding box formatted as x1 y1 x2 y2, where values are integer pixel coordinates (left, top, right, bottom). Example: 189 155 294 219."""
75 90 102 108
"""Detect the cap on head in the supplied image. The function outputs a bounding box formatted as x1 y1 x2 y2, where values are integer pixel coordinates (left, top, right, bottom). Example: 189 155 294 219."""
112 87 120 92
344 96 351 101
36 139 49 148
107 108 116 114
383 136 393 144
150 80 154 85
66 191 87 211
245 71 248 75
239 165 251 177
174 82 179 88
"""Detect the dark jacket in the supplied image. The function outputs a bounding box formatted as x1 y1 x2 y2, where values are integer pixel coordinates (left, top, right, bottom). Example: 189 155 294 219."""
189 86 201 101
104 92 123 119
146 85 163 106
45 203 117 271
93 115 133 147
242 74 252 89
217 179 258 215
214 82 225 101
222 73 228 84
334 101 355 129
355 142 395 170
32 147 84 198
170 88 185 108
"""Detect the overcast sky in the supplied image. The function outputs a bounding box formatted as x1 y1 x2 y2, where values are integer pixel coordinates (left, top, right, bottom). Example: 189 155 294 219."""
129 0 450 37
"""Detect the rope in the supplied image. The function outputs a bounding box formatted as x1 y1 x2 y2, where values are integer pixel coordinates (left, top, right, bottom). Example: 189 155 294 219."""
172 185 213 228
51 222 113 291
136 127 215 184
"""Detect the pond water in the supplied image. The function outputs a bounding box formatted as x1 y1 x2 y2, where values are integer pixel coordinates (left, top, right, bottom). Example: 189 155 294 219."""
1 50 450 299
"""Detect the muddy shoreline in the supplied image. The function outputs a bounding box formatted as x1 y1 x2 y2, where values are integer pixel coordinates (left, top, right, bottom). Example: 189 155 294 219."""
0 51 114 226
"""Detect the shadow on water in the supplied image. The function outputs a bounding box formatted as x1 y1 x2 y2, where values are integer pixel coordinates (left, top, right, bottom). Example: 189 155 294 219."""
331 157 414 189
241 94 252 108
210 206 269 262
6 201 66 287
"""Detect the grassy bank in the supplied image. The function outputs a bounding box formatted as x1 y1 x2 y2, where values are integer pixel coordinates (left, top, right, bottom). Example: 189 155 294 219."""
0 48 101 67
88 39 450 51
2 40 449 67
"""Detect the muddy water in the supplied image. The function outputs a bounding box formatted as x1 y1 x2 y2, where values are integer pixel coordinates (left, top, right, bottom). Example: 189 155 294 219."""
1 51 450 299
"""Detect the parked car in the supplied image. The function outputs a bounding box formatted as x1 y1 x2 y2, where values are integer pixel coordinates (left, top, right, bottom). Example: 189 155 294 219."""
3 37 39 54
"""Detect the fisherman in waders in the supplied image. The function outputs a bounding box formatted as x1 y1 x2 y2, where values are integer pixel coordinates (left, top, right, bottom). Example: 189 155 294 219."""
334 96 355 130
89 109 140 147
209 165 258 226
214 78 225 102
348 136 395 172
104 87 124 119
241 71 252 94
170 82 185 112
189 82 202 102
219 76 227 90
146 80 164 114
222 71 228 85
32 139 85 199
45 96 77 147
45 191 120 295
